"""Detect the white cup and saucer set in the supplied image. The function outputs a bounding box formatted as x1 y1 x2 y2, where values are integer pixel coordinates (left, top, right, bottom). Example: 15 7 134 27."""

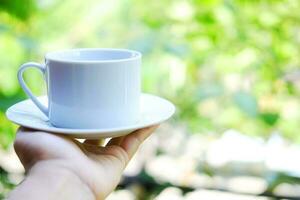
6 48 175 139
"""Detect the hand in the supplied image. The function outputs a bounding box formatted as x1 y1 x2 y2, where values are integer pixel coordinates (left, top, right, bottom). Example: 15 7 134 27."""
10 125 159 200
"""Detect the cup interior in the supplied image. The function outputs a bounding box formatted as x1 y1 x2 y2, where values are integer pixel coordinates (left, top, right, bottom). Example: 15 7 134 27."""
45 48 140 62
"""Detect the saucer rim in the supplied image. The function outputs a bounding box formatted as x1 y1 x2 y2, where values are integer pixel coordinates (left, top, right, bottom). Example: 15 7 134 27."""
6 93 175 134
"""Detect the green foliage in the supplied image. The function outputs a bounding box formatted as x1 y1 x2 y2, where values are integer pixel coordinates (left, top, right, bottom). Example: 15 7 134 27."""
0 0 37 20
0 166 16 197
260 112 279 126
0 112 16 149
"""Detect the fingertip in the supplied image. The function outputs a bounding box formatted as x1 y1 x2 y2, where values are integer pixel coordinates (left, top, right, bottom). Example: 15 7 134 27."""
118 124 160 159
134 124 160 141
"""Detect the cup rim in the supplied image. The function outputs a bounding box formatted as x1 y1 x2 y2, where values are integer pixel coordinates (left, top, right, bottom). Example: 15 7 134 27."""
45 48 142 63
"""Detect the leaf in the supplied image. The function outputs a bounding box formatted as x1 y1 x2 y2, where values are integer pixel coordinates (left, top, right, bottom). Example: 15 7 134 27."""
233 91 258 117
260 112 279 126
0 0 37 20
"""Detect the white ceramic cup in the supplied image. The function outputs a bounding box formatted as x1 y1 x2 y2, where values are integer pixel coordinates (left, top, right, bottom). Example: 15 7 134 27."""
18 48 141 129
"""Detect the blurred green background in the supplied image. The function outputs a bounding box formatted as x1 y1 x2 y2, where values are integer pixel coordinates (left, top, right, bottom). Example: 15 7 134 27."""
1 0 300 199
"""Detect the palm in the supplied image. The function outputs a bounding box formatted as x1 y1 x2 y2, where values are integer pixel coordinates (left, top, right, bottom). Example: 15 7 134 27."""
14 126 158 199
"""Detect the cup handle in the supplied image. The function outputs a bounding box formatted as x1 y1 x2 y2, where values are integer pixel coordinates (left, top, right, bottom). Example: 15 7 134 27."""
17 62 49 116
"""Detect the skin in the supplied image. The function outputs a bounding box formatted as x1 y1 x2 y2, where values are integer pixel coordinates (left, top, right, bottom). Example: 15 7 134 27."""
7 125 159 200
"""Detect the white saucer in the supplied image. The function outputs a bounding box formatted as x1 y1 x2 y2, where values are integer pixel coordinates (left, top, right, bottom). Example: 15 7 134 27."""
6 93 175 139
